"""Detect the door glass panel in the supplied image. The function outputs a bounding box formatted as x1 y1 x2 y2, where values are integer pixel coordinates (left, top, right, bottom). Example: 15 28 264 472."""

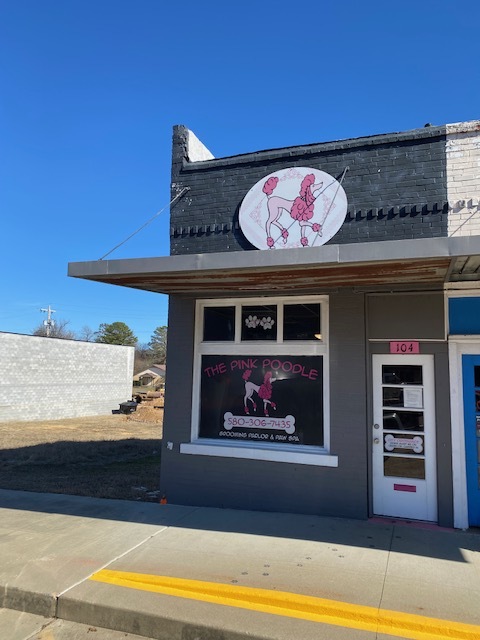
384 456 425 479
382 365 422 385
476 390 480 412
384 434 424 455
383 410 424 432
383 387 404 406
474 366 480 388
476 415 480 437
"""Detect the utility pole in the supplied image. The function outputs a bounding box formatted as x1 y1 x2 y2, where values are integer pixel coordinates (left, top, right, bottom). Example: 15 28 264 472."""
40 305 56 337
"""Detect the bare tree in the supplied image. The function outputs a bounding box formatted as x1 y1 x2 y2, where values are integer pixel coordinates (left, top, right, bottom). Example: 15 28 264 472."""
32 318 76 340
134 343 154 374
78 325 96 342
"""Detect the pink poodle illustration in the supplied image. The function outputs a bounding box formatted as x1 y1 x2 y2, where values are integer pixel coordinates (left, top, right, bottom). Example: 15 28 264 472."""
243 369 277 416
238 167 348 251
264 174 323 248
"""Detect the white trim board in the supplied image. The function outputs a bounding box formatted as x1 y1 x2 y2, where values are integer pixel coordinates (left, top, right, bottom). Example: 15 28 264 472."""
180 443 338 467
448 337 480 529
187 295 331 462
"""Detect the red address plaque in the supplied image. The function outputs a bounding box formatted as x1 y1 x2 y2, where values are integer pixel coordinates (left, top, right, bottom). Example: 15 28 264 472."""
390 341 420 354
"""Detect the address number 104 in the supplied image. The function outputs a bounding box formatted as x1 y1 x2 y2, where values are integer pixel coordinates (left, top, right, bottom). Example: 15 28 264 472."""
390 341 420 354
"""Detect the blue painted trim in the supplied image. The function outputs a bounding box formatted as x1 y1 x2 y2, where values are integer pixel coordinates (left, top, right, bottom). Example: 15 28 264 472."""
450 298 480 335
462 355 480 527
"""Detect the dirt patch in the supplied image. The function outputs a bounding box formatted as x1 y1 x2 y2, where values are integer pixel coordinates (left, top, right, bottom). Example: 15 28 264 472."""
0 406 163 502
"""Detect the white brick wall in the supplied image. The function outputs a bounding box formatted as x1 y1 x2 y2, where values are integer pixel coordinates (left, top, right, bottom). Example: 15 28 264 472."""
0 333 134 422
187 129 214 162
446 122 480 237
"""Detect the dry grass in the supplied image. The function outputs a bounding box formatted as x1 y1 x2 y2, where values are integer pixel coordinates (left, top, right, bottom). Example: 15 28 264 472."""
0 404 164 501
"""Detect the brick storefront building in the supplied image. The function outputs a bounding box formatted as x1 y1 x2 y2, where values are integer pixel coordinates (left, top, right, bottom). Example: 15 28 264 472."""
70 121 480 528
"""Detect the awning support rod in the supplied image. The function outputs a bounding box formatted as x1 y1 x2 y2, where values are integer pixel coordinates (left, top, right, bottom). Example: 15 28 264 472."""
98 187 190 261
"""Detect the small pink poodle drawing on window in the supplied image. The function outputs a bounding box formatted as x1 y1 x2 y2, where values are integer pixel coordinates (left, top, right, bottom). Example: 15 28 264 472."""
242 369 276 417
263 174 323 248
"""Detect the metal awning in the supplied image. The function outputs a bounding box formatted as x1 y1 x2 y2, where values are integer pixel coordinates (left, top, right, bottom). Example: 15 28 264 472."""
68 236 480 296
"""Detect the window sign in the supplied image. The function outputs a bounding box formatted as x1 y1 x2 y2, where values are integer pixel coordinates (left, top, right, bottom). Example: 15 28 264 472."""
384 434 424 455
382 387 423 409
199 355 324 446
404 387 423 409
241 305 277 341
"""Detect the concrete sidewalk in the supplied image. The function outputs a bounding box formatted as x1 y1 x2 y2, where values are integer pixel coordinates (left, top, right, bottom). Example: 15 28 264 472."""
1 489 479 640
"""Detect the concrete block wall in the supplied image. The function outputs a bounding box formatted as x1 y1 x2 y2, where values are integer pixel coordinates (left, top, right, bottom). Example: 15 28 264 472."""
170 124 450 255
446 122 480 237
0 332 134 422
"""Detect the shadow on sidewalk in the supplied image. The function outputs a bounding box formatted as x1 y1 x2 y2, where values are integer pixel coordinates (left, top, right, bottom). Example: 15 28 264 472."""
1 485 479 564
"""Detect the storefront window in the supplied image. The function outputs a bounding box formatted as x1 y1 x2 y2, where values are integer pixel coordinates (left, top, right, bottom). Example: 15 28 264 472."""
241 305 277 341
475 366 480 388
284 303 321 341
199 354 324 446
188 296 332 463
203 306 235 341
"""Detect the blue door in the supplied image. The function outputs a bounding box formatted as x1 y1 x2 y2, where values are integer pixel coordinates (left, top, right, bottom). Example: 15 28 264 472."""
462 355 480 527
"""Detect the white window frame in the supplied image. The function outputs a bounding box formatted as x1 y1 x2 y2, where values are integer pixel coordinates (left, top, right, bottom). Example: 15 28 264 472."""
448 336 480 529
180 295 338 467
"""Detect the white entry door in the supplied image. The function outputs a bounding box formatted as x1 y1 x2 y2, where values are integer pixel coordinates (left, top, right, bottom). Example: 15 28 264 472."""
372 355 437 522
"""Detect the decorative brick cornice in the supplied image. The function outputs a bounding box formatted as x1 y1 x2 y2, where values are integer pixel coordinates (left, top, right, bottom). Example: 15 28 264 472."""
170 202 450 238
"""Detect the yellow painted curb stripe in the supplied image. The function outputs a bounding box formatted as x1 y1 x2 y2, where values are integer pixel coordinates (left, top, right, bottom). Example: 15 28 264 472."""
90 569 480 640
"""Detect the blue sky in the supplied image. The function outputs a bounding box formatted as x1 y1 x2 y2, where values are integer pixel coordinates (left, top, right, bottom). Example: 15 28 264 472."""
1 0 479 343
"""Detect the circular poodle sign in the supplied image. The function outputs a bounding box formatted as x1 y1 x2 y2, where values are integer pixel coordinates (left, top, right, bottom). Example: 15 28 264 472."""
239 167 348 250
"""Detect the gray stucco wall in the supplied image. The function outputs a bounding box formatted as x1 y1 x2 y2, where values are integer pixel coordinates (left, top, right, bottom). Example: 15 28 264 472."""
170 125 448 255
162 289 453 525
160 295 196 455
0 332 134 422
366 293 452 527
367 292 445 340
160 290 369 519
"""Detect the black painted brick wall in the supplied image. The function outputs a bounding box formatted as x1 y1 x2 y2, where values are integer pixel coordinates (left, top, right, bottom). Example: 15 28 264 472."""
170 125 448 255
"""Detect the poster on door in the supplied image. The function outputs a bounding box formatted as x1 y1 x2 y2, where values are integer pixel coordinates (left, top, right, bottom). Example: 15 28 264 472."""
199 355 324 446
